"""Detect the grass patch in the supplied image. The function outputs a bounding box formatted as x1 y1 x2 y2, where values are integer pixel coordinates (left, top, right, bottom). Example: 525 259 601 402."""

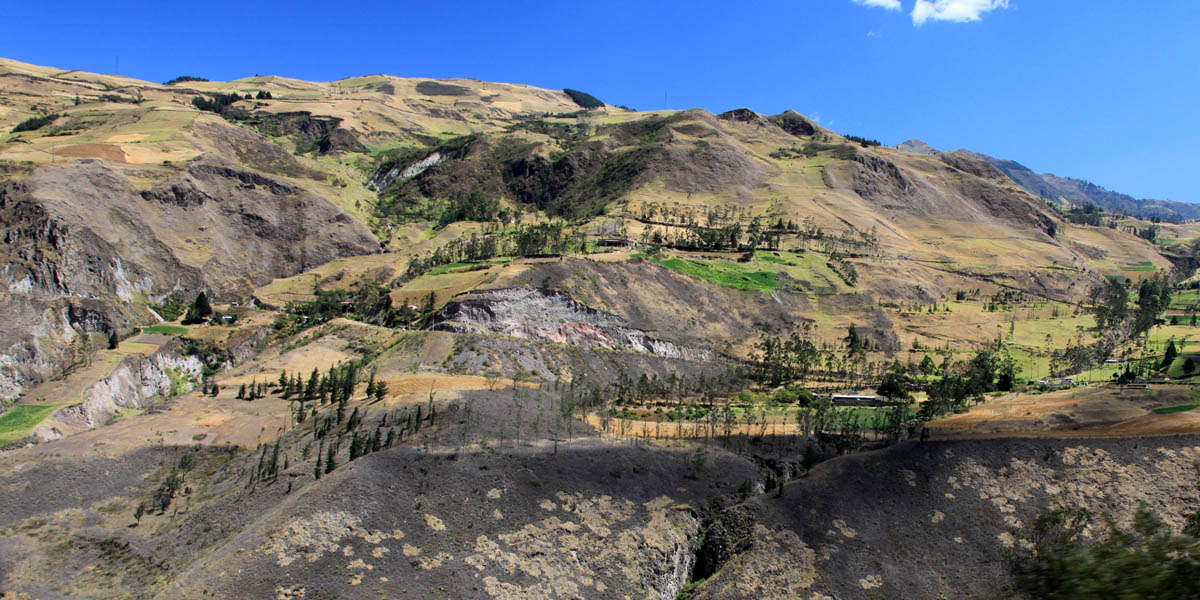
758 251 800 266
1169 290 1200 310
141 324 189 336
648 255 779 292
0 404 66 445
1152 403 1200 415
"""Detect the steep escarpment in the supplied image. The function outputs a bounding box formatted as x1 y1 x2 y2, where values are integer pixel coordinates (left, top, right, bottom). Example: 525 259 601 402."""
0 156 377 400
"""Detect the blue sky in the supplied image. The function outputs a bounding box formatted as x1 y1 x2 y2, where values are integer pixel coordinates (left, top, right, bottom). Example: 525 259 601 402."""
4 0 1198 202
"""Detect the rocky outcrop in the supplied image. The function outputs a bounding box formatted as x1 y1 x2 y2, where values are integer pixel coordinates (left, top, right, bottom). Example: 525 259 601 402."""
0 295 122 402
433 288 714 361
34 341 201 437
717 108 761 123
770 110 817 137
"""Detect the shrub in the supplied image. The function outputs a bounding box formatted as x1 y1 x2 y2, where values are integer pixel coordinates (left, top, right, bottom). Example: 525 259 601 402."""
1011 505 1200 599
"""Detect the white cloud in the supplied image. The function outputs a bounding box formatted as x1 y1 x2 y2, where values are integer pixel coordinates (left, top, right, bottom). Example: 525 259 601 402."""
911 0 1009 25
852 0 902 10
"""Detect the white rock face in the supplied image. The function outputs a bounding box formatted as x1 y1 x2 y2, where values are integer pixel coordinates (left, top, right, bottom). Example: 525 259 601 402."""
370 151 444 191
436 288 713 361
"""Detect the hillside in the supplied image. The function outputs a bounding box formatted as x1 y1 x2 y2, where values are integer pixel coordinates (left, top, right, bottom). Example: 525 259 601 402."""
3 57 1200 600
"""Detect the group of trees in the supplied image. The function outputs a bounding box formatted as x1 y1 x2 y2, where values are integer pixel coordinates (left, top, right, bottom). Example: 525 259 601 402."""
163 75 209 85
843 134 881 147
563 88 604 109
752 330 820 387
313 390 433 481
400 223 585 283
1085 274 1172 351
190 91 271 115
628 205 878 258
919 346 1018 419
272 285 423 336
1045 273 1178 378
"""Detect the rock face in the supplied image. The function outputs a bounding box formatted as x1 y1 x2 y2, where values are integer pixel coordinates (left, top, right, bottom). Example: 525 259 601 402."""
433 288 714 361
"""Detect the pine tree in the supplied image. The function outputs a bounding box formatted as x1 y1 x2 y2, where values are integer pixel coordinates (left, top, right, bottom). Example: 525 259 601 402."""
237 384 246 400
1162 340 1179 370
107 330 119 350
305 368 319 400
325 443 337 474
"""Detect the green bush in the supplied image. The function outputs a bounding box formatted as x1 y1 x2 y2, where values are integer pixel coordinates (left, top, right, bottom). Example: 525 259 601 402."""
1011 505 1200 599
11 114 59 133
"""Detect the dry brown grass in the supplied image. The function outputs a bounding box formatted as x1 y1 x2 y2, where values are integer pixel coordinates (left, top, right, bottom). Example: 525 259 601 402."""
928 384 1200 439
